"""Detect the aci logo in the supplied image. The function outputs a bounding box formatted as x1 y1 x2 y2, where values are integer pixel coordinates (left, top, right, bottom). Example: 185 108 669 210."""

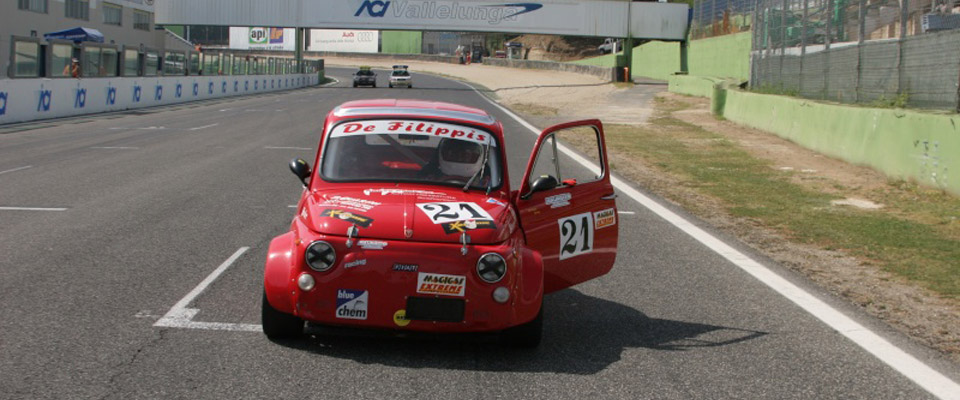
155 85 163 101
254 80 259 90
106 87 117 105
133 85 142 103
74 88 87 109
335 289 368 320
221 81 227 93
176 83 183 98
355 0 390 17
0 92 7 116
37 87 52 112
234 81 239 92
208 82 214 95
192 82 199 96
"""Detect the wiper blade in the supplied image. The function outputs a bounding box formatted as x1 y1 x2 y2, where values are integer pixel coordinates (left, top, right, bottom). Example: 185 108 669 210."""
463 139 491 192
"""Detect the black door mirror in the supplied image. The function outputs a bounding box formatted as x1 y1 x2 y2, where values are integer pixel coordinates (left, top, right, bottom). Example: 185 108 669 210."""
289 158 312 187
522 175 558 199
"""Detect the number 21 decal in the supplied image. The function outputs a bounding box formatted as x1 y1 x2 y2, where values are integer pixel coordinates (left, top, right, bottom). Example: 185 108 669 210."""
417 202 493 224
558 212 594 260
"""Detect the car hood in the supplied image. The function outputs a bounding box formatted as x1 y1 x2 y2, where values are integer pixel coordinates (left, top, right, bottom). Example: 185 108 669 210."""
300 185 515 244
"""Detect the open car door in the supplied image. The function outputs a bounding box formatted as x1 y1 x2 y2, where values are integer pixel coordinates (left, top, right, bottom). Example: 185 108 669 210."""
515 120 619 293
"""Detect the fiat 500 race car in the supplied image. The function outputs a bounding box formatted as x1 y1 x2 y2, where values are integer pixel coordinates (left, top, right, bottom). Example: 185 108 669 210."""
263 99 618 347
388 65 412 88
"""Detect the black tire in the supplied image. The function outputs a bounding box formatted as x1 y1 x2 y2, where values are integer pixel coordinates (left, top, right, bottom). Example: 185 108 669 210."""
389 83 393 88
262 291 303 339
372 82 377 88
353 82 357 88
502 304 543 348
408 84 412 89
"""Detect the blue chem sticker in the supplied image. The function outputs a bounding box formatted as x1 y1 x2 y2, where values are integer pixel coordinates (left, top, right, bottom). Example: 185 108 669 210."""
175 83 182 98
133 85 142 103
74 88 87 109
37 87 52 112
193 82 199 96
0 91 7 116
155 85 163 101
106 86 116 105
335 289 368 320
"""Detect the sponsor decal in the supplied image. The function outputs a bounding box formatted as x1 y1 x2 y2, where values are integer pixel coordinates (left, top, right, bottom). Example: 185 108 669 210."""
319 195 381 212
363 188 449 198
0 91 7 115
320 209 374 227
343 259 367 269
361 1 543 24
74 88 86 109
255 80 259 90
249 27 268 44
417 273 465 297
155 85 163 101
358 240 388 250
545 192 572 208
221 81 227 93
133 85 142 102
300 208 308 220
355 0 391 17
331 120 495 147
485 198 507 207
106 86 116 105
335 289 368 320
392 263 418 272
193 83 199 96
176 84 183 98
417 202 493 224
269 27 285 44
558 212 594 260
37 87 52 112
441 219 497 234
393 309 411 326
245 81 249 91
208 82 214 94
594 208 616 230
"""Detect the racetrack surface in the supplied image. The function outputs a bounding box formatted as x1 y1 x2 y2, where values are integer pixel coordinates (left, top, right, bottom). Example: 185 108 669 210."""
1 67 958 399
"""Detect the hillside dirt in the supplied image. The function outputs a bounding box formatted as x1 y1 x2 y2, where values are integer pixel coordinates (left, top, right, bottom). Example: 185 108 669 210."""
324 57 960 363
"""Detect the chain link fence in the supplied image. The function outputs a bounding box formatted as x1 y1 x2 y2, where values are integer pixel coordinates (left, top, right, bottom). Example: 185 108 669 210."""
691 0 758 39
749 0 960 110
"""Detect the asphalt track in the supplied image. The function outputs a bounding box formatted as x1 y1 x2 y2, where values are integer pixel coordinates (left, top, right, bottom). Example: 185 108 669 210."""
1 67 959 399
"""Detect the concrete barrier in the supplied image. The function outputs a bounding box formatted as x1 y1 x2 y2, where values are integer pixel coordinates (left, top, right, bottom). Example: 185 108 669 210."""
483 58 616 82
668 74 724 98
0 73 319 125
720 89 960 195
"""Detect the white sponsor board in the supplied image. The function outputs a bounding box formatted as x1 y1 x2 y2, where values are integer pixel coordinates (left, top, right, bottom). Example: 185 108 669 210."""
156 0 689 40
0 74 318 125
229 27 297 51
309 29 379 53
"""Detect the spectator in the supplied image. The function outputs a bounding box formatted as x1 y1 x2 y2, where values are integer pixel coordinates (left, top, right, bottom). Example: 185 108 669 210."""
63 58 80 78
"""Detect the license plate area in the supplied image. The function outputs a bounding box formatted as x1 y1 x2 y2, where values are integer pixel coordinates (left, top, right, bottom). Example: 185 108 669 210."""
406 297 465 322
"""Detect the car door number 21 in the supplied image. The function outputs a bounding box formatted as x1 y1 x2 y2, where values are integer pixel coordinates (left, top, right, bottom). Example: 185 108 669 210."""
558 212 594 260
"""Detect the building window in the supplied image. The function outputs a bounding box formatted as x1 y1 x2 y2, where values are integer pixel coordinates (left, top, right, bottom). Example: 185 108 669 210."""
103 3 122 26
65 0 89 20
18 0 47 13
133 11 151 31
12 40 41 78
123 49 139 77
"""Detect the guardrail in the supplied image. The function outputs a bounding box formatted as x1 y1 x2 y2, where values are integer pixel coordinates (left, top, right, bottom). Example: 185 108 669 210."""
482 58 616 82
0 73 319 125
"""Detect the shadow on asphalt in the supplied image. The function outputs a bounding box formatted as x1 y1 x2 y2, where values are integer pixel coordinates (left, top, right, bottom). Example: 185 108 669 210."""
271 288 766 374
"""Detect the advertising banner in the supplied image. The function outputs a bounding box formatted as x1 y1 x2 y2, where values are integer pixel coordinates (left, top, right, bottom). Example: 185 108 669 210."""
308 30 379 53
228 27 297 51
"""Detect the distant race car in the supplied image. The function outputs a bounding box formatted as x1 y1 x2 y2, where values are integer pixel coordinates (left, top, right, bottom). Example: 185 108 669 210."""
263 99 619 347
353 67 377 88
389 65 412 88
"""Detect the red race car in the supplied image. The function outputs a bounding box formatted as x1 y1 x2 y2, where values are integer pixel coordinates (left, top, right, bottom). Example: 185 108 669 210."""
263 99 618 347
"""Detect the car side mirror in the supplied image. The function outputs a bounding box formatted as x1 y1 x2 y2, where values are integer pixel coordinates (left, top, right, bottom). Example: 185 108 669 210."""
522 175 558 199
289 158 311 187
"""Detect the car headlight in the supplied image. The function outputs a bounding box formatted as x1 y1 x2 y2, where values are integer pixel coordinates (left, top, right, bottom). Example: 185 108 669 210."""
477 253 507 283
305 241 336 272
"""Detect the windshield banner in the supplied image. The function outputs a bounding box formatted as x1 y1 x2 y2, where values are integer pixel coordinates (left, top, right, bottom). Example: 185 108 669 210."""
330 119 496 146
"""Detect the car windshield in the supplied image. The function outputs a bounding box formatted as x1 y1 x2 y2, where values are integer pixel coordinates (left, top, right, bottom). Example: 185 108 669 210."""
392 70 409 76
321 119 502 190
357 70 374 76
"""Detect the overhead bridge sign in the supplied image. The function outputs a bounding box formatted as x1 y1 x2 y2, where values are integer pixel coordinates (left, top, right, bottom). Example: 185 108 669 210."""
156 0 689 40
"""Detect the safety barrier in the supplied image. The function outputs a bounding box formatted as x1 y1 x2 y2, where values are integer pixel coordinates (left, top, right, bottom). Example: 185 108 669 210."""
0 73 319 125
483 58 616 82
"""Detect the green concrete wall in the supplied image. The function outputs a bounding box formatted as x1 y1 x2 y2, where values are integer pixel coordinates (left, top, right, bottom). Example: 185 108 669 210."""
721 90 960 195
668 75 723 98
572 32 751 82
381 31 422 54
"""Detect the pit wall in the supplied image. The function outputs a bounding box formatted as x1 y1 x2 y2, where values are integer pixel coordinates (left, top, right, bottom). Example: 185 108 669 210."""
0 74 319 125
685 79 960 196
571 32 751 82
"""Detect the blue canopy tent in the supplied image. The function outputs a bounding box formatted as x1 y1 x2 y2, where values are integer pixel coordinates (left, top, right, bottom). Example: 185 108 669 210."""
43 27 105 43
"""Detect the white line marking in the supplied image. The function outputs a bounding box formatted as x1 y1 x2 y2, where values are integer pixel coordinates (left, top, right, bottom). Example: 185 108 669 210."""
189 123 219 131
288 205 297 208
0 207 68 211
91 146 139 150
466 81 960 400
617 211 636 215
155 247 253 331
219 108 233 112
0 165 32 176
265 146 312 151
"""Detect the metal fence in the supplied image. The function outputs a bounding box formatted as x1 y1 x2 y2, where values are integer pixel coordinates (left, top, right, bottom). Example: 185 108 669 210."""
749 0 960 110
691 0 758 39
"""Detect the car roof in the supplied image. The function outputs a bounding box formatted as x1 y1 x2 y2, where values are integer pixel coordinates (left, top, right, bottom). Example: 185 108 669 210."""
332 99 497 127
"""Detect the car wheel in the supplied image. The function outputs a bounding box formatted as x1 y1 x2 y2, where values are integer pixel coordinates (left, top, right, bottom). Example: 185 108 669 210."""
372 82 377 88
389 83 393 88
408 85 412 89
262 291 303 339
353 82 357 88
502 303 543 348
